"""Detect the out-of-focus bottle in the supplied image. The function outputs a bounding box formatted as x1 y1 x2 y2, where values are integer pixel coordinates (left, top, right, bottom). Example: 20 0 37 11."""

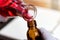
27 20 44 40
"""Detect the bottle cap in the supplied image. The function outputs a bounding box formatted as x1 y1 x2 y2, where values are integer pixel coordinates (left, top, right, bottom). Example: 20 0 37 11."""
27 20 37 28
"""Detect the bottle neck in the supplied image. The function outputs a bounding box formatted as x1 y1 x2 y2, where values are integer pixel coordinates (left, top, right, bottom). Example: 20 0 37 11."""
27 20 37 29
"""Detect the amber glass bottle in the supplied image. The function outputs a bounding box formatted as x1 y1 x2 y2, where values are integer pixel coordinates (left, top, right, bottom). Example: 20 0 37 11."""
27 20 44 40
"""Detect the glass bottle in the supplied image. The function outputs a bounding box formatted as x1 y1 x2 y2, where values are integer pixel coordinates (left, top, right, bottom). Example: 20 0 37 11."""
27 20 44 40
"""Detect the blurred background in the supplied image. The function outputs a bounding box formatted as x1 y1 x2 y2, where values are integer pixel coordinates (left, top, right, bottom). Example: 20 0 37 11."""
0 0 60 40
24 0 60 10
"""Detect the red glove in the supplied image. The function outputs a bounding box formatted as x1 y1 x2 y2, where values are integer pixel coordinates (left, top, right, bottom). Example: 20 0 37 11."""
0 0 32 21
